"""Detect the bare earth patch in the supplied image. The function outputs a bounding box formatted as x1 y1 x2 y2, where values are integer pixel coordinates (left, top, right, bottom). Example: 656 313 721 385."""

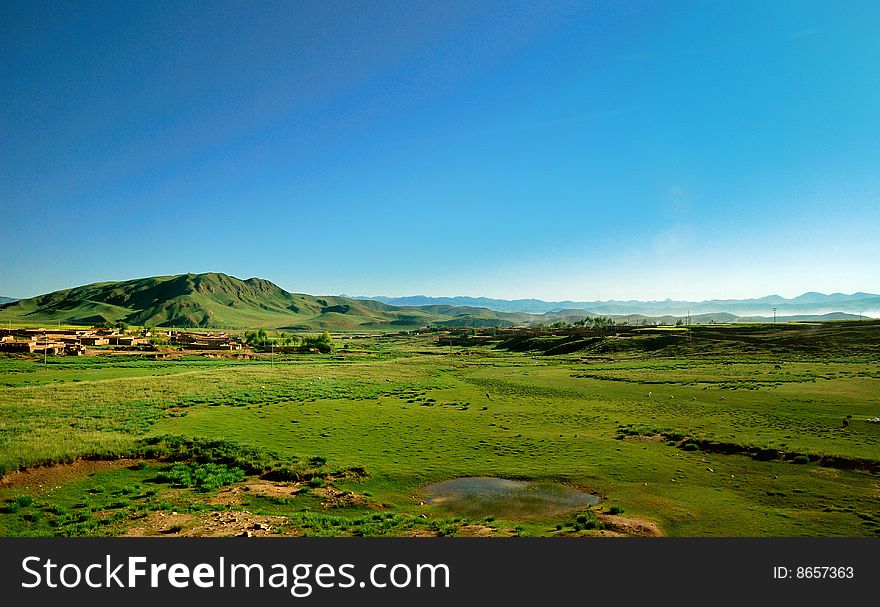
0 458 142 491
597 514 664 537
205 479 372 509
626 434 666 442
457 524 511 537
124 510 294 537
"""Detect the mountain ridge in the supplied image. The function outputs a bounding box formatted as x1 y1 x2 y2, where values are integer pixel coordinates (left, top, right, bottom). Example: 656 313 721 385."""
0 273 531 329
0 273 874 329
355 291 880 317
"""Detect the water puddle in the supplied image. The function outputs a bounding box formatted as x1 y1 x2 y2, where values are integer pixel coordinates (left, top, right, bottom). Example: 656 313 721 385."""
421 477 598 519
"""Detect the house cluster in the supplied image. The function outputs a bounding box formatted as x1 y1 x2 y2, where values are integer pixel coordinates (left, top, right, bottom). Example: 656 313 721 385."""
0 327 149 356
168 331 242 351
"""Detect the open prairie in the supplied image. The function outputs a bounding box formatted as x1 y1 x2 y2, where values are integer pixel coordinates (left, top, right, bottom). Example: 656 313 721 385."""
1 321 878 537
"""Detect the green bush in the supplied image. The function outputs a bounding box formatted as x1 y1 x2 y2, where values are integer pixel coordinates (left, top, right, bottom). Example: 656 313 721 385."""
14 495 34 508
157 462 245 492
139 435 289 474
608 505 625 515
792 455 810 464
571 510 601 530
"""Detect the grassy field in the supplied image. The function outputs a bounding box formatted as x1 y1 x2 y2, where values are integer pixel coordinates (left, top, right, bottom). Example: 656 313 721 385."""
1 323 879 537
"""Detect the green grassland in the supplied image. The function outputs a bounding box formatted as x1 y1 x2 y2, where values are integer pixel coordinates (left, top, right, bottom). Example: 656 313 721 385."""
1 323 879 537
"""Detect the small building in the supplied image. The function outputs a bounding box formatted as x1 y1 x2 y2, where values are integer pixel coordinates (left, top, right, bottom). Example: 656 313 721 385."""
65 343 86 356
0 340 36 353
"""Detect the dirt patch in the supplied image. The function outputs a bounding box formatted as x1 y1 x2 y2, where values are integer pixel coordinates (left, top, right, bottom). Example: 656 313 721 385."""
205 480 299 506
626 434 665 442
0 458 142 491
598 514 664 537
204 480 372 510
124 510 294 537
457 524 511 537
591 529 627 537
312 485 371 509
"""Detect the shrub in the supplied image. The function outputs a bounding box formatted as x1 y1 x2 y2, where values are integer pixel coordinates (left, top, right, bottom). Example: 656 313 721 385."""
572 510 601 530
14 495 34 508
308 477 325 488
682 442 700 451
792 455 810 464
139 435 289 475
156 462 245 492
608 505 625 515
308 456 327 467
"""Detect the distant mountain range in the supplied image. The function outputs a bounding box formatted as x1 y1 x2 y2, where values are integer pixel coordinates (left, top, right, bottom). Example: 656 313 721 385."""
356 292 880 318
0 296 18 304
0 273 873 329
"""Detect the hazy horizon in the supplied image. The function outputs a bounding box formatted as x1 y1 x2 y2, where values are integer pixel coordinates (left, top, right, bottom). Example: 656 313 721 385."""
2 2 878 301
1 269 877 307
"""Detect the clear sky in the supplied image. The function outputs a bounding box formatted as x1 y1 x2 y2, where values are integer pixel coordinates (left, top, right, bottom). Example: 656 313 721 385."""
2 0 879 301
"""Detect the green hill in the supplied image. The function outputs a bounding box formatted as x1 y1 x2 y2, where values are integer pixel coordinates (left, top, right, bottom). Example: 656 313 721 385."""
0 273 524 330
2 273 863 330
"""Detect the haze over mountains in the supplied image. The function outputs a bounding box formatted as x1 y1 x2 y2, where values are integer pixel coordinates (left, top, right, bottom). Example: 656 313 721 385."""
357 292 880 318
0 273 874 329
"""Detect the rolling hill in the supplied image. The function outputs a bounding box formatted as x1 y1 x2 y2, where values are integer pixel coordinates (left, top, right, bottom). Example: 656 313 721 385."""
0 273 526 329
0 273 869 330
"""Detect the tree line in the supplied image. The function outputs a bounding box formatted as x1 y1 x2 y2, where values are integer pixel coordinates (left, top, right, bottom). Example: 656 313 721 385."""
243 329 336 353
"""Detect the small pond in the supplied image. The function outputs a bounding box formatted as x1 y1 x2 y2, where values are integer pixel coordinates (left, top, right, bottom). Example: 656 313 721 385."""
421 477 599 519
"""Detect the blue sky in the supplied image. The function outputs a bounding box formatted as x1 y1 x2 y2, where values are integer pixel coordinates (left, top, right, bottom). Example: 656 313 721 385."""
2 0 878 301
